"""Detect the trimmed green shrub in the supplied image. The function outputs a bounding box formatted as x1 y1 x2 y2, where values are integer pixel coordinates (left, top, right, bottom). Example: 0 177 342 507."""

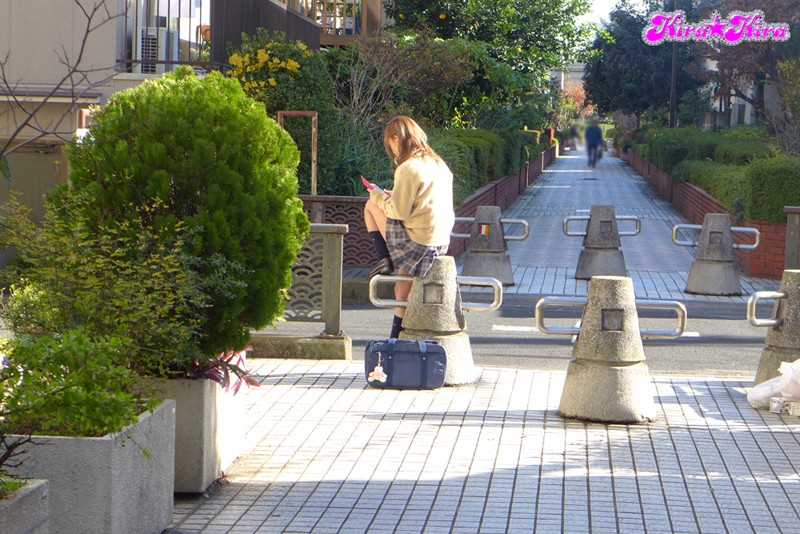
1 330 156 437
714 139 770 165
444 129 504 182
650 135 688 174
685 131 721 161
64 67 309 357
494 128 525 176
744 155 800 222
671 160 747 219
1 195 210 377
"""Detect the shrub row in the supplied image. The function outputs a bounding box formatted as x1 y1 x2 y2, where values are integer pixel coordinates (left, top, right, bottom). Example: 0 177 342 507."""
744 156 800 222
645 127 770 173
672 160 747 218
670 154 800 222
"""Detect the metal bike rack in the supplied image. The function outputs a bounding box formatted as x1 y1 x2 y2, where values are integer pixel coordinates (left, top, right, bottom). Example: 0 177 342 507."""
563 214 641 237
746 291 787 327
369 274 503 312
672 224 760 249
534 296 687 339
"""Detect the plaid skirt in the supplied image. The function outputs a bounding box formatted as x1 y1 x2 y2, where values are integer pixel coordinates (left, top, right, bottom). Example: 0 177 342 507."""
386 219 448 278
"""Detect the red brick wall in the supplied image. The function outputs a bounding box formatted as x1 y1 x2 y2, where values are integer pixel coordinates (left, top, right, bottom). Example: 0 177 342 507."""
736 220 786 279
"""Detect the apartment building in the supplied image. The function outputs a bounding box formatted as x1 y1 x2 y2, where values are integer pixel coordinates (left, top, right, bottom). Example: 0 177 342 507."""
0 0 385 216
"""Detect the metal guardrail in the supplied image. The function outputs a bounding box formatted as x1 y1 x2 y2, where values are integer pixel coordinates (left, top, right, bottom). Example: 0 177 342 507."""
534 297 687 339
672 224 760 250
369 274 503 312
451 217 530 241
562 215 641 237
746 291 787 328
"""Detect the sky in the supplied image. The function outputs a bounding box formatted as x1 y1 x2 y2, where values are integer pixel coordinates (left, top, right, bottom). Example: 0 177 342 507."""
578 0 619 25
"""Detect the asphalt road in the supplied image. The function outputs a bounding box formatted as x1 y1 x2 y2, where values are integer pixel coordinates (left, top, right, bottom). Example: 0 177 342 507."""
268 295 776 379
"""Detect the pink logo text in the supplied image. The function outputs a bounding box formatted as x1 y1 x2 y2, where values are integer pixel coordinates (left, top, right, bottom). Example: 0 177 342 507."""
642 10 790 46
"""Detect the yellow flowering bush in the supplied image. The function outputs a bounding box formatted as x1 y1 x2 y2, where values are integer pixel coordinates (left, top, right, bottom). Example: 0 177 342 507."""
228 34 311 104
227 30 340 196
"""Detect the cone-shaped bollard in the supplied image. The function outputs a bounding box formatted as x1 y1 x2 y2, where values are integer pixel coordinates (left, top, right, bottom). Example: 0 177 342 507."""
755 270 800 384
558 276 656 423
399 256 479 385
461 206 515 286
684 213 741 296
575 205 627 280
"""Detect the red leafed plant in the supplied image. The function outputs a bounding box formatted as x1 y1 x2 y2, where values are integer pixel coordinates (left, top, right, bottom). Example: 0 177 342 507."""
190 347 260 395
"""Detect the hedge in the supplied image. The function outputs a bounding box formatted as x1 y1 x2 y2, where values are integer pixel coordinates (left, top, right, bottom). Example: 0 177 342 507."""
744 155 800 222
714 139 770 165
644 127 770 173
672 160 747 218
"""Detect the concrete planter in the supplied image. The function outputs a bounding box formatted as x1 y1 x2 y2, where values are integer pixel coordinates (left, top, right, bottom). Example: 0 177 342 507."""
9 400 175 534
154 378 245 493
0 479 49 534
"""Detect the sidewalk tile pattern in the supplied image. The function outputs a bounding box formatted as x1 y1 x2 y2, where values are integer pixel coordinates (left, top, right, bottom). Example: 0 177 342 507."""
169 359 800 533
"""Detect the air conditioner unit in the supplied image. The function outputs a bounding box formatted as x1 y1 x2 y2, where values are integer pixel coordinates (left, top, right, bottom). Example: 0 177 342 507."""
135 27 178 74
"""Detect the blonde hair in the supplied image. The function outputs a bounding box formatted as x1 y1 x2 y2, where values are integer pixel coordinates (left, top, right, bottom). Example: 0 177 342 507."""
383 115 443 166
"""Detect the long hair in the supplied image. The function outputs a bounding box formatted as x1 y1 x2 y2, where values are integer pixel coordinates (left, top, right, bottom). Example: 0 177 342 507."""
383 116 443 166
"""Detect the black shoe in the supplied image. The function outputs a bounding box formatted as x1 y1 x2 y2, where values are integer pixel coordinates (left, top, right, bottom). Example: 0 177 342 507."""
368 257 394 278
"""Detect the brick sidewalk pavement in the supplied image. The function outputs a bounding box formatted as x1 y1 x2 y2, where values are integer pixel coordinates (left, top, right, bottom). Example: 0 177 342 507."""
169 359 800 533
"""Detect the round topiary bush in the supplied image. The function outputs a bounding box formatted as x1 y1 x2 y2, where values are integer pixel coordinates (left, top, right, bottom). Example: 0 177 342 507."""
64 67 309 356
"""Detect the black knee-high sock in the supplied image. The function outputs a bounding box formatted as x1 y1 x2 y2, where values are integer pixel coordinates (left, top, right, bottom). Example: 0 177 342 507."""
389 315 405 339
369 231 390 260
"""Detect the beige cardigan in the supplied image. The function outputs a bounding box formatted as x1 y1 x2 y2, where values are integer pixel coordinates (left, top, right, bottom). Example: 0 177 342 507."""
370 155 455 246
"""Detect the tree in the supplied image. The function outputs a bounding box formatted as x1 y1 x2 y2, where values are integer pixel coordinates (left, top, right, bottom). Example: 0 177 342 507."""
583 0 702 128
0 1 121 173
564 81 594 118
63 68 309 356
691 0 800 124
384 0 593 81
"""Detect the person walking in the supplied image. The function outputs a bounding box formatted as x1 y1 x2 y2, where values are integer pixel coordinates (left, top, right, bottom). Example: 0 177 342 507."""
363 116 456 339
585 119 603 168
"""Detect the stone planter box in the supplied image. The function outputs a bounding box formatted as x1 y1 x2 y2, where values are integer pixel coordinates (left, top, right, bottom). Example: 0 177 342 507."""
9 400 175 534
0 479 49 534
154 378 245 493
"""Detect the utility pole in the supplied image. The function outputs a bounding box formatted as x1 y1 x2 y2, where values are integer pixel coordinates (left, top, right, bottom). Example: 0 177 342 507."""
669 0 678 127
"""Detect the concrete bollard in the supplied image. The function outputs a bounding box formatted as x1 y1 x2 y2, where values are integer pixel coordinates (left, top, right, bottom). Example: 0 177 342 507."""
369 256 502 386
536 276 686 423
747 269 800 384
674 213 760 296
454 206 529 286
564 205 640 280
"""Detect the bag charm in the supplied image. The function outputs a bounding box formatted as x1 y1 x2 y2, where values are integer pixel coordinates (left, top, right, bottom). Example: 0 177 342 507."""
368 353 388 383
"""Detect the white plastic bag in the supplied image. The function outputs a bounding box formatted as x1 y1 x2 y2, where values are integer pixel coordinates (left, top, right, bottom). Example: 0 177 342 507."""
747 376 782 409
779 359 800 400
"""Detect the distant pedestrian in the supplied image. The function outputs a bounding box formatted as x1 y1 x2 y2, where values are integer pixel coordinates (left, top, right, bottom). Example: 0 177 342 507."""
585 120 603 168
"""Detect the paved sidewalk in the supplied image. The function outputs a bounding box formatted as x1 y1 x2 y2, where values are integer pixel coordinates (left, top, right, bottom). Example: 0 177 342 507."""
168 148 799 533
169 360 800 533
485 148 779 301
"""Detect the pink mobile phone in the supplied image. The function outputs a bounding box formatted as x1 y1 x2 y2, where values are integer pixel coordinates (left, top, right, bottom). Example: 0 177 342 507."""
361 176 383 193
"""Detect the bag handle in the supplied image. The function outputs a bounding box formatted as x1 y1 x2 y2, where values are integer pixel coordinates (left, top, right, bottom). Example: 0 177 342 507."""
386 338 428 354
